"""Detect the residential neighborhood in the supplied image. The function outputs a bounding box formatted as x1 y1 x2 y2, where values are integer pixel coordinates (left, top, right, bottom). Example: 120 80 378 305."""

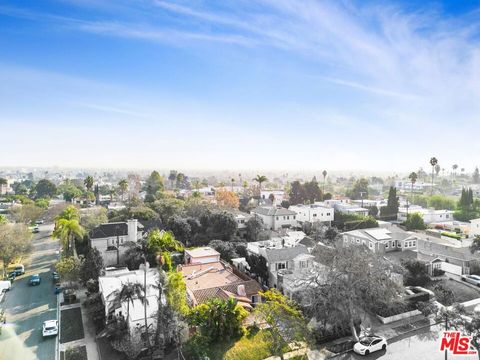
2 1 480 360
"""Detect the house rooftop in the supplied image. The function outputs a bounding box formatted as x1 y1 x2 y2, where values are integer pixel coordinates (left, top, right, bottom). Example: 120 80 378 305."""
185 247 220 258
90 222 128 239
251 206 296 216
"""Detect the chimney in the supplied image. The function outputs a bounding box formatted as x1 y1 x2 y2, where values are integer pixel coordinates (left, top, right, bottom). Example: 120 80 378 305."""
127 219 138 243
237 284 246 297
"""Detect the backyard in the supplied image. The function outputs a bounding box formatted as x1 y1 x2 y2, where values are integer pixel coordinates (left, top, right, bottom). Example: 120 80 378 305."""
429 278 480 304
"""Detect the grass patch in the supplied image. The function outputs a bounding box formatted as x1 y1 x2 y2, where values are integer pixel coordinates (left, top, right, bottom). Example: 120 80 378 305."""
430 279 480 303
65 346 87 360
61 307 85 344
204 329 290 360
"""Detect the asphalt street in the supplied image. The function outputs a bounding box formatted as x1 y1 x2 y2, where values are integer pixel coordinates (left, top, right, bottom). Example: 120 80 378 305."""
335 324 478 360
0 224 60 360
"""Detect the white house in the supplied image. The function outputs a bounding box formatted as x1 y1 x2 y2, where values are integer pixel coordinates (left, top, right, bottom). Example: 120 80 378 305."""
397 206 454 224
289 204 334 224
470 218 480 237
342 225 420 254
251 206 297 230
90 219 142 266
98 266 160 340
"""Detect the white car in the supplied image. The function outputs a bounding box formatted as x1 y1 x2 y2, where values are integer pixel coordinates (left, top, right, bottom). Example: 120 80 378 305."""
353 335 387 355
462 275 480 287
42 320 58 337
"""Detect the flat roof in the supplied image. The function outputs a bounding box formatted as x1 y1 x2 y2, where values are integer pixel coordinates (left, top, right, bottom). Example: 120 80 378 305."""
185 247 220 258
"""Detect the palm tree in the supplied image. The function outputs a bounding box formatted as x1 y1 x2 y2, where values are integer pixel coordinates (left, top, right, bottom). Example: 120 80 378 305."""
408 172 418 217
53 218 85 257
231 178 235 192
429 157 438 195
118 179 128 201
322 170 327 198
435 164 441 177
84 176 94 192
253 175 268 192
153 271 167 348
453 164 458 179
115 281 145 322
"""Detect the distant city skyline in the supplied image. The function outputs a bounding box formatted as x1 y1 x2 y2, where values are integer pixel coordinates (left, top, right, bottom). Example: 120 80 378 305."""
1 1 480 171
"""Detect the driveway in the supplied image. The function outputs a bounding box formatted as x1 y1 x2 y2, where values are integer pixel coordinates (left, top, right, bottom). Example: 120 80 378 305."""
0 224 60 360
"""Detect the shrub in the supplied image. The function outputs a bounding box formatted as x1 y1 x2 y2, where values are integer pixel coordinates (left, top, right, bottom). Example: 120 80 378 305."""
433 268 445 277
441 232 461 240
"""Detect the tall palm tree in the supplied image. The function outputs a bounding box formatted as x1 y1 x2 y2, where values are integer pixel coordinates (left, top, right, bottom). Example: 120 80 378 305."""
322 170 327 198
408 172 418 217
429 157 438 195
115 281 145 322
118 179 128 201
453 164 458 179
153 271 167 348
435 164 441 177
53 218 85 257
253 175 268 192
231 178 235 192
84 176 94 192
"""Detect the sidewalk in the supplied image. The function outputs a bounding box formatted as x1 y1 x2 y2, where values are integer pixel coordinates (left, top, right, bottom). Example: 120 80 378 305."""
59 288 101 360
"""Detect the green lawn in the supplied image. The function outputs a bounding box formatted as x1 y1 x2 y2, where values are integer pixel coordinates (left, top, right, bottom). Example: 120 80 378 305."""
60 307 85 344
430 278 480 304
206 329 290 360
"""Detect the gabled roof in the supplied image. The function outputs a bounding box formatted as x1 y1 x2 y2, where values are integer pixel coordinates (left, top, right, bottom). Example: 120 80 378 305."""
90 222 128 239
264 245 309 263
252 206 296 217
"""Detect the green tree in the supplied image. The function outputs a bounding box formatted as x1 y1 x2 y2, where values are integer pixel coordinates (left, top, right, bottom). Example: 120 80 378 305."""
152 197 185 223
84 176 94 192
115 281 145 322
188 297 248 342
0 221 32 277
429 157 438 195
35 198 50 209
245 253 269 285
59 181 83 202
288 181 306 205
167 216 191 245
80 207 108 231
53 206 85 256
10 204 44 224
402 259 430 286
404 213 426 230
208 211 237 240
322 170 327 197
80 247 104 284
168 170 178 188
147 230 183 271
253 175 268 192
34 179 57 199
347 178 369 200
473 167 480 184
145 171 164 202
55 256 82 283
118 179 128 201
245 216 263 242
255 289 308 359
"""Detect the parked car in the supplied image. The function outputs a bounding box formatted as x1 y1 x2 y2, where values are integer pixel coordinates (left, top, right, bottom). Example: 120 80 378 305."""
0 280 12 292
461 275 480 287
42 320 58 337
6 272 16 282
35 219 45 225
29 274 41 286
32 226 40 233
353 335 387 356
8 264 25 276
52 271 60 283
63 288 77 302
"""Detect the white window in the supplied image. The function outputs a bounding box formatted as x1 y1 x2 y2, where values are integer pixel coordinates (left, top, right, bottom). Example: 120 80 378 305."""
412 241 416 247
369 242 373 249
300 261 307 269
385 242 389 249
277 262 286 270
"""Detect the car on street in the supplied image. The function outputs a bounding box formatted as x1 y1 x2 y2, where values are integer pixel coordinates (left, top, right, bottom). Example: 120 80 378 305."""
52 271 60 283
42 320 58 337
461 274 480 286
353 335 387 355
29 274 41 286
32 226 40 233
35 219 45 225
8 264 25 276
0 280 12 292
6 272 16 282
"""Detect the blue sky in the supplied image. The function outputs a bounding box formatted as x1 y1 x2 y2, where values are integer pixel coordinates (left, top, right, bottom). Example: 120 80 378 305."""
1 0 480 172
